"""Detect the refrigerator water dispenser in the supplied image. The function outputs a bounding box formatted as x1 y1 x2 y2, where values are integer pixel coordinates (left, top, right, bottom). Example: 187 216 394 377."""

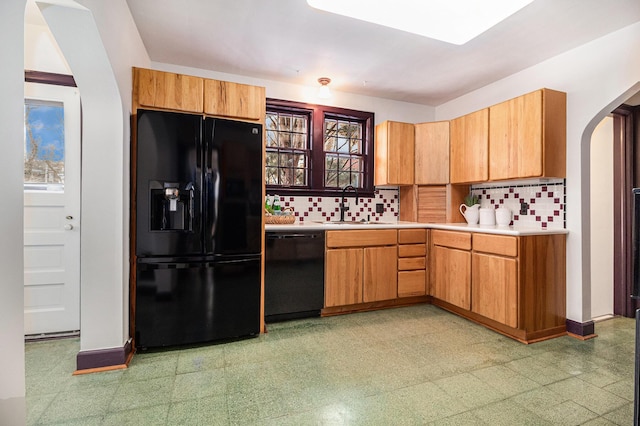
149 181 194 231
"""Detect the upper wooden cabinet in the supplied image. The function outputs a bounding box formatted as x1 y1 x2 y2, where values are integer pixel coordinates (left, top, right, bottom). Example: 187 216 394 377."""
133 68 204 113
489 88 566 180
449 108 489 184
203 79 265 121
415 121 449 185
375 121 415 186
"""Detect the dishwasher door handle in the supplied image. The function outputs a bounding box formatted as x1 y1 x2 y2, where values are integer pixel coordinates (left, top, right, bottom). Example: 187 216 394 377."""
266 233 321 239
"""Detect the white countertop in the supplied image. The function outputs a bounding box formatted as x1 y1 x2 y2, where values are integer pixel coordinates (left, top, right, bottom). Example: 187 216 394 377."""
265 220 568 236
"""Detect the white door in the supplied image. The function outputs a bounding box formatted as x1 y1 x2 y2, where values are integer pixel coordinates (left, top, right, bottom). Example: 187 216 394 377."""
23 82 81 336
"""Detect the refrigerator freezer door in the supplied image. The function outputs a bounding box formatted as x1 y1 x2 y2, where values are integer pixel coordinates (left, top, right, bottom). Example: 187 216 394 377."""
136 109 203 257
204 118 262 256
135 258 261 349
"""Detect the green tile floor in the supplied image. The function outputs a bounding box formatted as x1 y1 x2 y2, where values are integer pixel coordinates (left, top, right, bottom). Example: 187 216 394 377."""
26 305 635 425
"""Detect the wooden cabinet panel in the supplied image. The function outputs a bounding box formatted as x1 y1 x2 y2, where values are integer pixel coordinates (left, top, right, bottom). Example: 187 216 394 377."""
416 186 447 223
415 121 449 184
326 229 397 248
398 229 426 244
363 246 398 302
375 121 415 185
325 248 363 307
449 108 489 184
134 68 204 113
431 230 471 250
519 235 566 332
473 234 518 257
431 245 471 310
398 244 426 257
398 257 426 270
398 270 426 297
472 252 518 328
203 79 265 121
489 89 566 180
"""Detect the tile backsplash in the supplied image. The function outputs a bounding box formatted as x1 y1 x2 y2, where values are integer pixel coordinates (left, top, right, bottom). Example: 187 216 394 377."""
269 189 399 223
470 178 566 229
268 179 566 230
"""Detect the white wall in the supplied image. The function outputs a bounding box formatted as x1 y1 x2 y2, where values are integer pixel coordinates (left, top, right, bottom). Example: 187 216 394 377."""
0 0 27 422
37 0 149 352
152 63 436 124
435 22 640 323
590 116 614 319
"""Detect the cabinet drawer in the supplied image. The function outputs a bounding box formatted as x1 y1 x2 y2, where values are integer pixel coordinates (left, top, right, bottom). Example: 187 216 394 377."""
398 270 426 297
398 244 426 258
473 234 517 257
398 229 426 244
326 230 397 248
398 257 426 271
431 230 471 250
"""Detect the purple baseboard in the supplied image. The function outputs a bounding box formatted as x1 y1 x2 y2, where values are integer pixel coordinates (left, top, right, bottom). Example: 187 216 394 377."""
76 340 132 371
566 319 595 337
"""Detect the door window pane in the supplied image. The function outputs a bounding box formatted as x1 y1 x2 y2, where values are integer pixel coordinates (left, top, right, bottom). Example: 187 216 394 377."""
24 99 65 190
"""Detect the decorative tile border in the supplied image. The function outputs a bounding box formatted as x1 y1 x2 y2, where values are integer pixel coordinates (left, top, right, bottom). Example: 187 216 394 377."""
470 179 566 230
269 188 399 223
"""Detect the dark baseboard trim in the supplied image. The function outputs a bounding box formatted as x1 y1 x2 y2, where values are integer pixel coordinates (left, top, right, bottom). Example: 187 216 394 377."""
76 340 132 372
566 319 596 338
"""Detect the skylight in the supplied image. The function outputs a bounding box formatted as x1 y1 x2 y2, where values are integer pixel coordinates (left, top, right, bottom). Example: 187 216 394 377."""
306 0 534 45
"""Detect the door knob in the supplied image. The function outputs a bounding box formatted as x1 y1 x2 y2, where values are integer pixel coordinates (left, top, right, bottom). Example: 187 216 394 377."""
64 224 74 230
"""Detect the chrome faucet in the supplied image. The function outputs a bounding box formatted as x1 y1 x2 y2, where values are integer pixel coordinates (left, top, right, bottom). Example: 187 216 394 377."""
339 185 358 222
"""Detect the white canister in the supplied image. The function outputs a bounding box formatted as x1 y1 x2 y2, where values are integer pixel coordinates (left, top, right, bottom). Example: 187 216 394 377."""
495 207 512 226
479 208 495 226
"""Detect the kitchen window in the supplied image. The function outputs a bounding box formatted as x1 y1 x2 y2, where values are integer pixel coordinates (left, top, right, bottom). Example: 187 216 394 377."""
266 99 374 196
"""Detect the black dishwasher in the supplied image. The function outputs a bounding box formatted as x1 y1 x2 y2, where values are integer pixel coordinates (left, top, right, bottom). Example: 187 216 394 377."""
265 231 325 323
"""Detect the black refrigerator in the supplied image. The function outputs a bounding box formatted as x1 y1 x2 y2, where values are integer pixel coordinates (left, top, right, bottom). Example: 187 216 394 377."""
134 109 262 350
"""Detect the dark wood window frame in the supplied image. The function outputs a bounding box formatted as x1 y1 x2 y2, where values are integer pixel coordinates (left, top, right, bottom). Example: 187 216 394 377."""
266 98 375 197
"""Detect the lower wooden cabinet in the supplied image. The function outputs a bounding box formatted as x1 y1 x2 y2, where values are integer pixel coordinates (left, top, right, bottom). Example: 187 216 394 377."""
430 229 566 343
324 230 397 308
471 252 517 328
363 246 398 302
325 248 363 307
431 245 471 310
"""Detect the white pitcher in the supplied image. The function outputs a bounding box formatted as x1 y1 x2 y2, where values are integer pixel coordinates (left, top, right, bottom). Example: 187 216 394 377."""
459 204 480 225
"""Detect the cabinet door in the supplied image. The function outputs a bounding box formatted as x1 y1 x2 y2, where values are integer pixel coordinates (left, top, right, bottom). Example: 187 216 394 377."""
472 252 518 328
398 270 426 297
489 90 543 180
325 248 363 307
431 245 470 310
449 109 489 184
363 246 398 302
135 68 204 113
415 121 449 184
375 121 414 185
203 79 265 121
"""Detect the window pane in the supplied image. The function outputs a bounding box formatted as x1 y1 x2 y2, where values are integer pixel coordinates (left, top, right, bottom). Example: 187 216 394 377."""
278 114 292 131
266 113 278 131
24 99 65 188
279 132 291 148
292 116 307 133
266 130 278 147
324 135 337 152
279 152 293 167
338 171 350 187
325 154 338 171
295 169 306 186
350 137 361 153
266 167 278 185
325 170 337 187
292 133 307 149
293 153 306 168
324 119 337 139
337 136 349 153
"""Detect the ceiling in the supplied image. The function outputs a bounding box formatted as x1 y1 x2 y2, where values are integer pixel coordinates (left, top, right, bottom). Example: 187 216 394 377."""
59 1 640 105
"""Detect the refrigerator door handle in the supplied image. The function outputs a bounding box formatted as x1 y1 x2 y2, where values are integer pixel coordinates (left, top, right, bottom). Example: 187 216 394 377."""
211 156 220 239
